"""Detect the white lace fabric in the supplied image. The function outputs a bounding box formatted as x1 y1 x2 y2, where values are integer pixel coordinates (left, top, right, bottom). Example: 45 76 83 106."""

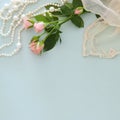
82 0 120 58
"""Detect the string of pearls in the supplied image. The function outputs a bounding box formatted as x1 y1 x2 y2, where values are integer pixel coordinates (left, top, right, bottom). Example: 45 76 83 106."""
0 0 66 57
0 0 39 57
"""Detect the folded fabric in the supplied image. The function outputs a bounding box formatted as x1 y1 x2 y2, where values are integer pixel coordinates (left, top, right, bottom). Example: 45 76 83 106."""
82 0 120 58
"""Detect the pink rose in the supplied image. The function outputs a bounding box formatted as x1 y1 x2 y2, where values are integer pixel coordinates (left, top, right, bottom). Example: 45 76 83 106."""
29 41 36 51
23 17 32 29
34 22 45 33
74 7 83 15
29 41 44 55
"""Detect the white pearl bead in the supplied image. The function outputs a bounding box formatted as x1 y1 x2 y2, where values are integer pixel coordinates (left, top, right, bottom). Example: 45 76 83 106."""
49 7 55 12
21 14 26 18
0 0 42 57
10 22 14 26
16 42 21 48
11 0 22 4
8 10 12 14
13 5 18 10
13 15 18 20
58 8 61 11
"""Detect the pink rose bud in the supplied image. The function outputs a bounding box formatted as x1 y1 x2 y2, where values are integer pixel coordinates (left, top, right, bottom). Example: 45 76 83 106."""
29 41 44 55
29 41 37 51
74 7 83 15
23 17 32 29
35 43 44 54
34 22 45 33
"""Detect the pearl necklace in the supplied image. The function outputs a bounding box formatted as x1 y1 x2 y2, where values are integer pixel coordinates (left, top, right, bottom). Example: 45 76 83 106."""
0 0 67 57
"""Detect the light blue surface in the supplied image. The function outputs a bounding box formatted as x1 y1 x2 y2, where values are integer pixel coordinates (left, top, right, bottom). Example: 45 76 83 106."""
0 0 120 120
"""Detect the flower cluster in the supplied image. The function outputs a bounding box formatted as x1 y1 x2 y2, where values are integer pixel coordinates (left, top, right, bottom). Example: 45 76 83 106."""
23 0 87 55
23 17 45 54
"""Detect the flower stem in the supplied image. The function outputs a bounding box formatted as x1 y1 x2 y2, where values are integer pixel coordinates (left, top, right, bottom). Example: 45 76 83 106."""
38 31 46 38
43 25 59 42
59 15 73 26
42 15 73 42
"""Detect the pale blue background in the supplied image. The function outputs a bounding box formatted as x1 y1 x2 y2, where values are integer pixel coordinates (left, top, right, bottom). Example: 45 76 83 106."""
0 0 120 120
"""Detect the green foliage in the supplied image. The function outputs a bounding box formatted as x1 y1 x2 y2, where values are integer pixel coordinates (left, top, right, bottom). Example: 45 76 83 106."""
45 24 56 32
34 13 59 23
34 14 49 22
44 31 60 51
71 15 84 28
60 3 73 16
72 0 83 8
45 12 59 22
51 11 62 16
28 0 91 54
60 1 84 28
31 36 39 42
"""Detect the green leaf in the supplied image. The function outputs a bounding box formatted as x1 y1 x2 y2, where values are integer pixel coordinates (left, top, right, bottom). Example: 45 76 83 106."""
72 0 83 8
71 15 84 28
28 19 35 24
52 15 59 21
65 3 73 9
60 3 73 16
31 36 39 43
34 14 49 22
45 12 59 22
44 32 60 51
34 13 59 23
51 11 62 16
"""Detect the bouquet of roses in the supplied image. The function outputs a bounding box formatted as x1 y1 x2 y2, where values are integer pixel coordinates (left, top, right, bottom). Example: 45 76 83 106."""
23 0 87 55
